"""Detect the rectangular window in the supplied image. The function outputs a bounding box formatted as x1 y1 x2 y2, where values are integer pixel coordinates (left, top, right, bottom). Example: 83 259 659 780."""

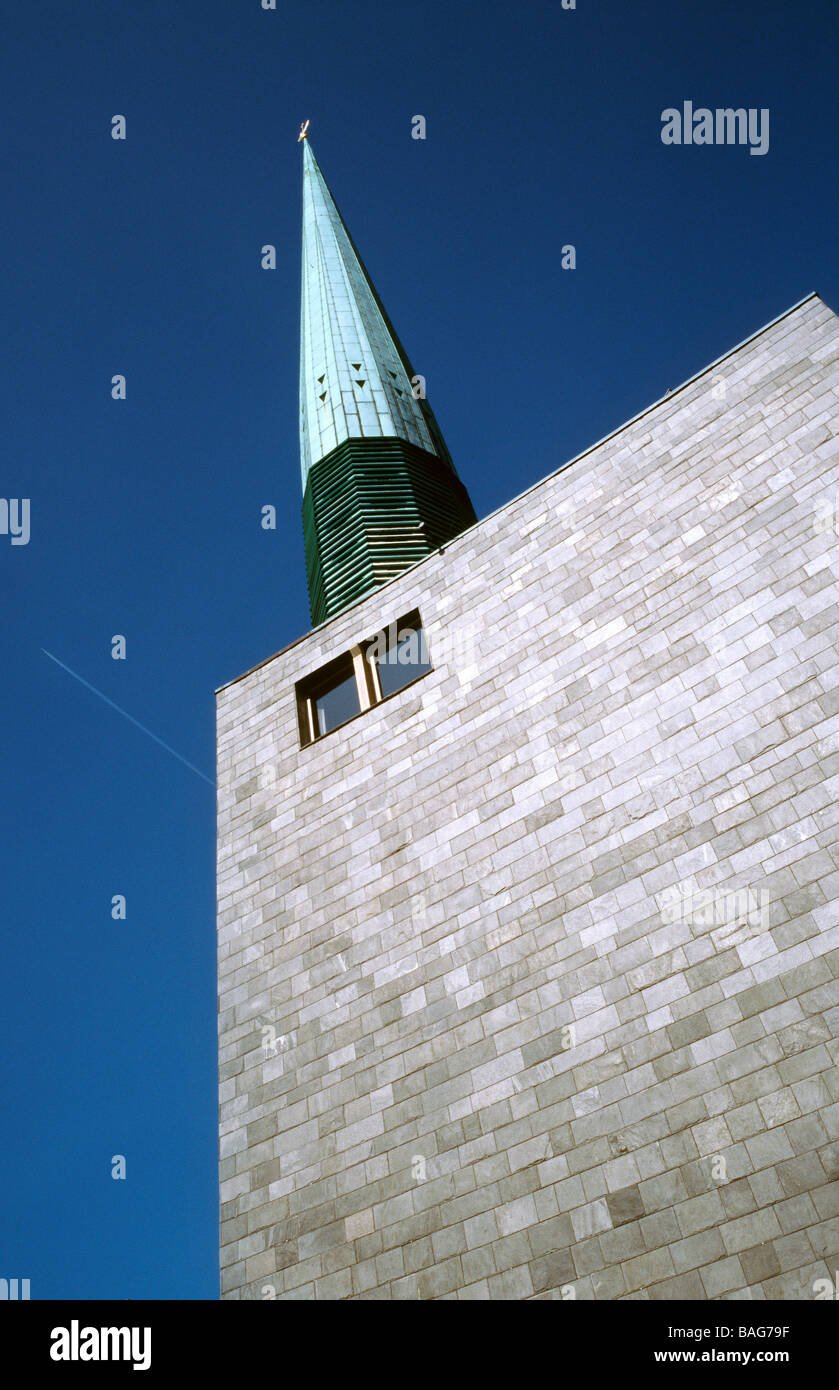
313 666 360 736
296 651 363 744
365 613 432 699
297 610 432 746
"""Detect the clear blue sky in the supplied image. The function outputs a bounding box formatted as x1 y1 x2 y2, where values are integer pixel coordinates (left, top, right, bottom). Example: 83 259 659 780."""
1 0 837 1299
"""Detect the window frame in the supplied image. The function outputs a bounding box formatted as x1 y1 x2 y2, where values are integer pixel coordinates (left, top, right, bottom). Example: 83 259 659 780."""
296 649 362 744
296 610 432 747
362 610 431 701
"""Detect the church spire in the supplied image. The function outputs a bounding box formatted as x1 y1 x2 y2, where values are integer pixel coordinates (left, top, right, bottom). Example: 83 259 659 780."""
298 137 476 626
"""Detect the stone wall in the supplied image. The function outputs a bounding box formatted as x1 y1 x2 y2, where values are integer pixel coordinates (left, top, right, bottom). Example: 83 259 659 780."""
217 293 839 1299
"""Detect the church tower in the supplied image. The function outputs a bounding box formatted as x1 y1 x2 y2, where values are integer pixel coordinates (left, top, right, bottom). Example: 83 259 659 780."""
298 136 476 625
217 137 839 1301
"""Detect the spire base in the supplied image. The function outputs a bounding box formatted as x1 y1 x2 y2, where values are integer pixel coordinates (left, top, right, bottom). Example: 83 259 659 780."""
303 439 477 626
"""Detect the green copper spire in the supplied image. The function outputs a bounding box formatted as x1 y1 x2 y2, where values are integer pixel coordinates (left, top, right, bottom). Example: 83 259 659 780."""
298 134 476 626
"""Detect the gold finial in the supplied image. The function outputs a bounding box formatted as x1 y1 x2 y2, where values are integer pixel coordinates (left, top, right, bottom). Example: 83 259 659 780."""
298 119 310 143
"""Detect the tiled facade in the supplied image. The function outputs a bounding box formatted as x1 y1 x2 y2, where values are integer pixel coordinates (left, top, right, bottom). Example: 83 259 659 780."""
217 293 839 1299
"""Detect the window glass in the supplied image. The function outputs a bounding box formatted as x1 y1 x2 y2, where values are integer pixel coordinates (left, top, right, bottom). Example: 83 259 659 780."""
297 613 433 746
376 625 432 698
313 668 361 735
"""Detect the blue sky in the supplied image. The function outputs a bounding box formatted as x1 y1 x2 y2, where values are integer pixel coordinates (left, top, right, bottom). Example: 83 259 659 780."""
1 0 837 1299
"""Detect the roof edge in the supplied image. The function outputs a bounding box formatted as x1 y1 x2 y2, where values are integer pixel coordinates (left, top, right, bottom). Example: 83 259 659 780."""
216 290 825 694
